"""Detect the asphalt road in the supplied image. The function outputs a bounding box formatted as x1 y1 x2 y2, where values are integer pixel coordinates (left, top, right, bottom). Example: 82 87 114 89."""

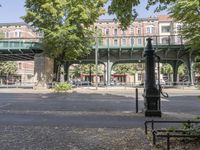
0 87 199 149
0 88 199 127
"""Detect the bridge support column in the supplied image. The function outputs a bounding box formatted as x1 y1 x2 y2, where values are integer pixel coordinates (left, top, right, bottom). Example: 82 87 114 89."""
104 61 113 86
172 60 179 85
185 52 194 85
34 54 54 88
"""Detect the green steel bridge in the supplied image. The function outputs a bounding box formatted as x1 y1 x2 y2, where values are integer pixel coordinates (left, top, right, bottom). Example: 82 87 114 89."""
0 36 198 85
0 39 42 61
0 36 193 62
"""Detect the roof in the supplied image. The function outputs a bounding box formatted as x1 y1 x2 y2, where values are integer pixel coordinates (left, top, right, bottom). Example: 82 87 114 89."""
97 17 158 23
158 15 173 22
0 22 28 27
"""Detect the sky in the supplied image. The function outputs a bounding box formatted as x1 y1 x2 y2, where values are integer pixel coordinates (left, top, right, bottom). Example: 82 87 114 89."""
0 0 168 23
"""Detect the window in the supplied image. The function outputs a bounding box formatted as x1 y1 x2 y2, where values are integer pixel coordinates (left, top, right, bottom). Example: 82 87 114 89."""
138 38 142 45
122 39 126 46
130 38 134 46
114 39 118 46
146 26 155 34
161 26 170 33
130 27 134 34
5 32 9 38
161 38 169 44
122 31 126 35
137 28 141 35
146 27 151 34
15 32 18 37
152 27 155 33
18 63 22 69
105 29 109 35
15 31 22 37
106 38 109 46
114 28 118 35
19 32 22 37
138 73 142 81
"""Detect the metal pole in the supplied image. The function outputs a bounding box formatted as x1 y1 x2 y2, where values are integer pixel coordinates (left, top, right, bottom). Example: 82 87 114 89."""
95 28 98 90
167 133 170 150
136 88 138 113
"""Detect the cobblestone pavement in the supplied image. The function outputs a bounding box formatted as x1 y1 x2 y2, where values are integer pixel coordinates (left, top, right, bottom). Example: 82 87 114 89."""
0 125 150 150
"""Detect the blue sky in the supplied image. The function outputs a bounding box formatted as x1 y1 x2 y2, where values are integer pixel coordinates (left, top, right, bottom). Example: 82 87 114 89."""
0 0 167 23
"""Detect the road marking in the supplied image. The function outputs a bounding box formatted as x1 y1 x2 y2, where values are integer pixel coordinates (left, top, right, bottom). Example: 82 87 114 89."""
0 103 11 108
161 98 170 102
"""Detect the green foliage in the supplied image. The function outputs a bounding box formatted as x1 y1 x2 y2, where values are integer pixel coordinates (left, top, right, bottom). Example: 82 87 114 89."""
54 82 72 92
23 0 106 62
0 61 17 75
113 64 136 75
197 85 200 90
108 0 175 29
182 121 200 135
161 64 173 74
69 64 103 78
169 0 200 51
178 64 187 77
193 57 200 74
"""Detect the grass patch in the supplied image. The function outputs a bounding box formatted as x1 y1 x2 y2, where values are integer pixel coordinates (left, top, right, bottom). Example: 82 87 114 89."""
54 82 72 92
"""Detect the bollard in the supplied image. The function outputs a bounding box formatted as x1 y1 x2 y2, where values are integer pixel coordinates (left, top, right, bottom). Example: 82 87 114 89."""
136 88 138 113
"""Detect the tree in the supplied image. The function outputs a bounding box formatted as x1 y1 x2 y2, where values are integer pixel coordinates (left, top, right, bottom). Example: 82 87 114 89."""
0 61 17 75
178 64 187 80
23 0 106 81
161 63 173 81
169 0 200 51
69 64 103 79
113 64 136 75
108 0 175 29
23 0 106 61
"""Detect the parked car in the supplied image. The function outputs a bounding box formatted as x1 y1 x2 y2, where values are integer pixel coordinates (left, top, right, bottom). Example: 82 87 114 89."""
71 80 91 86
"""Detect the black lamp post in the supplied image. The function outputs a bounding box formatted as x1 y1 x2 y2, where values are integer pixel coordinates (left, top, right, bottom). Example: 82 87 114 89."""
143 38 161 117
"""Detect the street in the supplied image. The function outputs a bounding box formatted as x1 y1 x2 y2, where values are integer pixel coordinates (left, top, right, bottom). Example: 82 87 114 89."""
0 87 199 149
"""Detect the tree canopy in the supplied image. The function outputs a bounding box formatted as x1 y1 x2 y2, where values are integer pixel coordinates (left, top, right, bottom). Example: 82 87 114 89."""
0 62 17 75
113 64 137 75
23 0 106 63
108 0 176 29
161 64 173 75
69 64 103 78
169 0 200 51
